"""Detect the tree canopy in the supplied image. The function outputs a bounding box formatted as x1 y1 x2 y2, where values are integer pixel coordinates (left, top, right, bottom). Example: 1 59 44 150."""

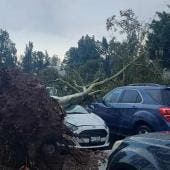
21 42 51 73
0 29 17 68
63 35 103 83
147 7 170 69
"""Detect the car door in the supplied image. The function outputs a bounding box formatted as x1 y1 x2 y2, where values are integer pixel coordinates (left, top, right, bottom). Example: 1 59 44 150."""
93 88 124 133
118 89 143 135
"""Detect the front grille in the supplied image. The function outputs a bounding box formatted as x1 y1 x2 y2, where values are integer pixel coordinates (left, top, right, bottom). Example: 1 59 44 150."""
79 129 107 138
78 129 107 147
80 141 105 146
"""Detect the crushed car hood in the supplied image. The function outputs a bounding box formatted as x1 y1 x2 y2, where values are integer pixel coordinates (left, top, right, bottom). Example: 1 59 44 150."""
65 113 105 127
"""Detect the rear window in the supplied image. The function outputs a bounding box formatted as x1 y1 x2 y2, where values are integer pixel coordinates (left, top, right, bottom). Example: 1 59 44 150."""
145 89 170 105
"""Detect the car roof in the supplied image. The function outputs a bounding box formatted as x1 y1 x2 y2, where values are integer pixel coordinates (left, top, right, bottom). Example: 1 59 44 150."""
119 85 170 90
126 132 170 145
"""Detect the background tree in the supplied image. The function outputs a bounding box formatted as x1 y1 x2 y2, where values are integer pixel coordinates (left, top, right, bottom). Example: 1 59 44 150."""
105 9 161 85
0 29 17 68
21 41 33 73
100 37 112 76
147 6 170 69
22 42 50 73
50 55 61 67
63 35 103 83
32 50 50 72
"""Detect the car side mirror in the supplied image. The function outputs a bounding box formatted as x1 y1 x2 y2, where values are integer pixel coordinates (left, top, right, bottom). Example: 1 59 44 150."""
102 98 112 107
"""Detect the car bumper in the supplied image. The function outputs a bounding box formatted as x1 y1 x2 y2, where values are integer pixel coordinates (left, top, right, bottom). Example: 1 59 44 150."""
73 141 110 149
160 121 170 131
72 125 110 149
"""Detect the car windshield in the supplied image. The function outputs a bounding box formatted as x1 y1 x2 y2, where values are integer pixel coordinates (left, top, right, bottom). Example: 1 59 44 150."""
145 88 170 105
66 105 89 114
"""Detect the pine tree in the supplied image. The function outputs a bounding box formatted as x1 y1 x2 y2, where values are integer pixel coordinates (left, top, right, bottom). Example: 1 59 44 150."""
0 29 17 68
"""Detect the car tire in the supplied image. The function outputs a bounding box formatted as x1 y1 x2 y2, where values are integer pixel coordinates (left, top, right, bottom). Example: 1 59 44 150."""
136 125 152 134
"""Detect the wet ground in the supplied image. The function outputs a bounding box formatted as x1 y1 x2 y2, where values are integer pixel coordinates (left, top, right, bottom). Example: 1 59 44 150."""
98 135 124 170
98 150 112 170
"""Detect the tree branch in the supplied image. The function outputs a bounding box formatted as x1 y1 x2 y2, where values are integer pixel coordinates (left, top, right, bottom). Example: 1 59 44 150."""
86 78 100 88
88 54 142 91
53 54 142 105
47 78 81 93
73 80 84 90
89 90 103 96
52 34 147 106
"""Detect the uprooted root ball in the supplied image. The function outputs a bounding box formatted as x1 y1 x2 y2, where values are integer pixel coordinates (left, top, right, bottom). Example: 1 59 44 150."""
0 68 104 170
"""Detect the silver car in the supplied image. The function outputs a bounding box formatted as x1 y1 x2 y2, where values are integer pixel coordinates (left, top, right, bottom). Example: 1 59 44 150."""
65 105 110 149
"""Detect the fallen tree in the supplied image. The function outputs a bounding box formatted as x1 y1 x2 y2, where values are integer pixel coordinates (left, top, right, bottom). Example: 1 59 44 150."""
0 68 105 170
51 9 150 106
52 34 147 106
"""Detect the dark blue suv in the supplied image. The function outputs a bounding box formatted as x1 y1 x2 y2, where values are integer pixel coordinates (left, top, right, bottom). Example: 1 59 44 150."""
89 84 170 136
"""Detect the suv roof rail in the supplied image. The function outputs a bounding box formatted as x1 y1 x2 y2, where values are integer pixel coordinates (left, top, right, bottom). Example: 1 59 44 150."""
128 83 161 87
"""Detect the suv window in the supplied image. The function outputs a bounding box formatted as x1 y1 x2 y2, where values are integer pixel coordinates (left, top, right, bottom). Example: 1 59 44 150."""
145 89 170 105
104 88 123 103
120 90 142 103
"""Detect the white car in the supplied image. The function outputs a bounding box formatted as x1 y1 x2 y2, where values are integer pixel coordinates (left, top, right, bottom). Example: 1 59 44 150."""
64 105 110 149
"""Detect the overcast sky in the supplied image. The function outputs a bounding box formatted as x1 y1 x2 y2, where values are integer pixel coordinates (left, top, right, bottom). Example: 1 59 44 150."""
0 0 169 59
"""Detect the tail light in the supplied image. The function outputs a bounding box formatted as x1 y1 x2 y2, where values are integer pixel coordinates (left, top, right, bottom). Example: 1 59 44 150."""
160 107 170 122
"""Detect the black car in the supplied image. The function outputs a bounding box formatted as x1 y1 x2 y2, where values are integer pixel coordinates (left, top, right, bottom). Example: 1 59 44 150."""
89 84 170 136
107 132 170 170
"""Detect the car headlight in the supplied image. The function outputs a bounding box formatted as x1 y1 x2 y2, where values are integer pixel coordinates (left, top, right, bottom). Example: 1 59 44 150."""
112 140 123 151
104 123 109 130
65 122 78 132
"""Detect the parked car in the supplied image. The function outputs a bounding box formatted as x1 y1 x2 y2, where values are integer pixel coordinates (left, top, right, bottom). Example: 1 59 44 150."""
64 105 110 149
88 83 170 136
107 132 170 170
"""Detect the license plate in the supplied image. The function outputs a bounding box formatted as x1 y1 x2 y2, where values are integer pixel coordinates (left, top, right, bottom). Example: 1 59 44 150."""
91 136 100 142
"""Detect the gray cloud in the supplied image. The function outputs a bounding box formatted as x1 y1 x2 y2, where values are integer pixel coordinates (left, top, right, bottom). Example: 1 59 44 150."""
0 0 169 58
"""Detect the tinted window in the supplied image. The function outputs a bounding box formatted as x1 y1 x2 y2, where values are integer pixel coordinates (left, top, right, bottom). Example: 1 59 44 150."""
145 89 170 105
104 89 123 103
120 90 142 103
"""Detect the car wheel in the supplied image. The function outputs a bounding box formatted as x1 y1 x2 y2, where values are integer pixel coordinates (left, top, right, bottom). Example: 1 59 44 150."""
136 125 152 134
